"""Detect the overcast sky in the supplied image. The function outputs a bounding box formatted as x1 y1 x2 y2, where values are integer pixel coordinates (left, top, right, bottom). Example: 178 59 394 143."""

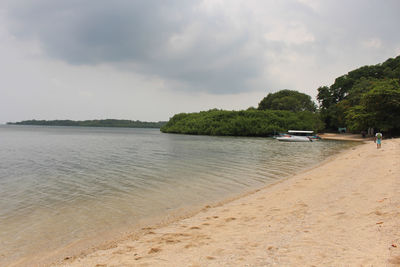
1 0 399 123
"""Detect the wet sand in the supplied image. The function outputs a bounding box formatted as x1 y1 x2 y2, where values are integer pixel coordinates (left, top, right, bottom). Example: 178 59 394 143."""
54 138 400 266
319 133 374 141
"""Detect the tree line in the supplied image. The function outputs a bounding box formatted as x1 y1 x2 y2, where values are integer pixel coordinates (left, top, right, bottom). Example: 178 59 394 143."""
162 55 400 137
161 90 323 136
7 119 167 128
317 55 400 135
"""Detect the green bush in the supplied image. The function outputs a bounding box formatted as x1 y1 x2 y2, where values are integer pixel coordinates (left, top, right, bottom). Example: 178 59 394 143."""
161 109 324 136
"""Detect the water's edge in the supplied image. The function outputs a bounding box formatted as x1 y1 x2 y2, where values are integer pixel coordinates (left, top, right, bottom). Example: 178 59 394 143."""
0 126 358 266
46 141 362 267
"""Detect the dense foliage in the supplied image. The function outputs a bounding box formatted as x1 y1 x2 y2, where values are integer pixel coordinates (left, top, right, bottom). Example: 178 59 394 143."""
345 79 400 132
317 55 400 134
161 109 324 136
258 89 316 112
7 119 167 128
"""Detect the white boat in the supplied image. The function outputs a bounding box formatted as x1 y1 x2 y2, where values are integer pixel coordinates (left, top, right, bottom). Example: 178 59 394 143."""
276 135 312 142
276 130 317 142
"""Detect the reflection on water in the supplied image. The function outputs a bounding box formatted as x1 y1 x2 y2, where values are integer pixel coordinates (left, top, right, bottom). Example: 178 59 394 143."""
0 125 356 265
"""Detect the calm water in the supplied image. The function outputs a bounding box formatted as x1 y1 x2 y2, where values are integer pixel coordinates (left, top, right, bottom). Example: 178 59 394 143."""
0 125 356 265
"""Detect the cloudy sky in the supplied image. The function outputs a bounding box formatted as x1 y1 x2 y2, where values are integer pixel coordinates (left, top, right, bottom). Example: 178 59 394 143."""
1 0 399 123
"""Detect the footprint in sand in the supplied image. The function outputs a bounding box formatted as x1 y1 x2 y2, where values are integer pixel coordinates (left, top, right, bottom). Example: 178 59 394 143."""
148 247 162 254
374 210 384 216
167 239 180 244
185 243 197 249
225 217 237 222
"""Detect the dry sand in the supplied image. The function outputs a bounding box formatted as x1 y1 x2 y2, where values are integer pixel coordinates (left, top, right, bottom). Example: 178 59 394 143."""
56 138 400 267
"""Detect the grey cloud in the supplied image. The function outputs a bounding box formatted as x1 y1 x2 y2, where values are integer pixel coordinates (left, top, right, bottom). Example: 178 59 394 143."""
5 0 192 63
2 0 400 94
3 0 268 93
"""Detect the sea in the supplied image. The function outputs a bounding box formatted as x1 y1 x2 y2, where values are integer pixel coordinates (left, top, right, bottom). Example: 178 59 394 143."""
0 125 356 265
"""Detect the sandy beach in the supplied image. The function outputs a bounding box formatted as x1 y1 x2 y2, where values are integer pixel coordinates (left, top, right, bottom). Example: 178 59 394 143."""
319 133 374 142
53 138 400 267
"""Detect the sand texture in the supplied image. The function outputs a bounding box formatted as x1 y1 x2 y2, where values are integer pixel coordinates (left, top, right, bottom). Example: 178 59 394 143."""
57 139 400 267
319 133 373 141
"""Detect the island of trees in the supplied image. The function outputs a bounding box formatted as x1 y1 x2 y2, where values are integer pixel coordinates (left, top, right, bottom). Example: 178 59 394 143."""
7 119 167 128
162 55 400 137
161 90 323 136
160 108 323 137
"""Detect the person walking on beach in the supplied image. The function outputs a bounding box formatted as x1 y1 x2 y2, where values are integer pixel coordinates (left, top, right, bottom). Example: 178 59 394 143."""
375 132 383 149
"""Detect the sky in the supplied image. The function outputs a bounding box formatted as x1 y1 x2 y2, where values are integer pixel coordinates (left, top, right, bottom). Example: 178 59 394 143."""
1 0 399 123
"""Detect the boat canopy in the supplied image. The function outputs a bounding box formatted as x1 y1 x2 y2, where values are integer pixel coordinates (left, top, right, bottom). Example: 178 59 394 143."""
288 130 314 134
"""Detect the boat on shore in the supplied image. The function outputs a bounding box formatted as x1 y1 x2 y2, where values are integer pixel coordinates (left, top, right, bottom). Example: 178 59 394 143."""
276 130 320 142
276 135 313 142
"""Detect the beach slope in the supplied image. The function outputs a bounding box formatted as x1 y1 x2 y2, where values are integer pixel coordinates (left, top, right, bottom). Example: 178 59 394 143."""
59 139 400 266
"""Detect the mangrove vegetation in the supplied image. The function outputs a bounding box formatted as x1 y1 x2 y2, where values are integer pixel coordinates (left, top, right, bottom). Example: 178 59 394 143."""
161 88 323 136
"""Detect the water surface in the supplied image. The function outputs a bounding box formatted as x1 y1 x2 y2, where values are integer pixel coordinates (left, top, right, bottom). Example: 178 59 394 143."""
0 125 356 265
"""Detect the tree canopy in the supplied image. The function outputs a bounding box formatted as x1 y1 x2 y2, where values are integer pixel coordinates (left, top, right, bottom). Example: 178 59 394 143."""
161 89 322 137
317 55 400 135
161 109 323 136
345 79 400 133
258 89 316 112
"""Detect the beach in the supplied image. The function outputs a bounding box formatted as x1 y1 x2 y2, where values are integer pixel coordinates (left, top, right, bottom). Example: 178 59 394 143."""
52 138 400 266
319 133 374 142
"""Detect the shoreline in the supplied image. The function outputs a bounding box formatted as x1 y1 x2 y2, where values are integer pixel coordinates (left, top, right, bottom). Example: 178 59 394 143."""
319 133 373 142
13 142 351 267
2 133 355 267
52 138 400 266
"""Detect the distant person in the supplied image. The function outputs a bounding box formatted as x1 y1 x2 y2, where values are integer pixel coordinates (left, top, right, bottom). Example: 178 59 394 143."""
375 132 383 149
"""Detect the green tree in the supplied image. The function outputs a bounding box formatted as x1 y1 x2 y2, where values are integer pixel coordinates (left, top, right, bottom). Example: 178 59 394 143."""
317 55 400 132
161 109 324 136
361 79 400 133
258 89 316 112
346 79 400 134
317 86 334 109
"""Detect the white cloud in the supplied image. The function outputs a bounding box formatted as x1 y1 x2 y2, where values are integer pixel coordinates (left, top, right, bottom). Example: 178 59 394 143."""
264 22 315 45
